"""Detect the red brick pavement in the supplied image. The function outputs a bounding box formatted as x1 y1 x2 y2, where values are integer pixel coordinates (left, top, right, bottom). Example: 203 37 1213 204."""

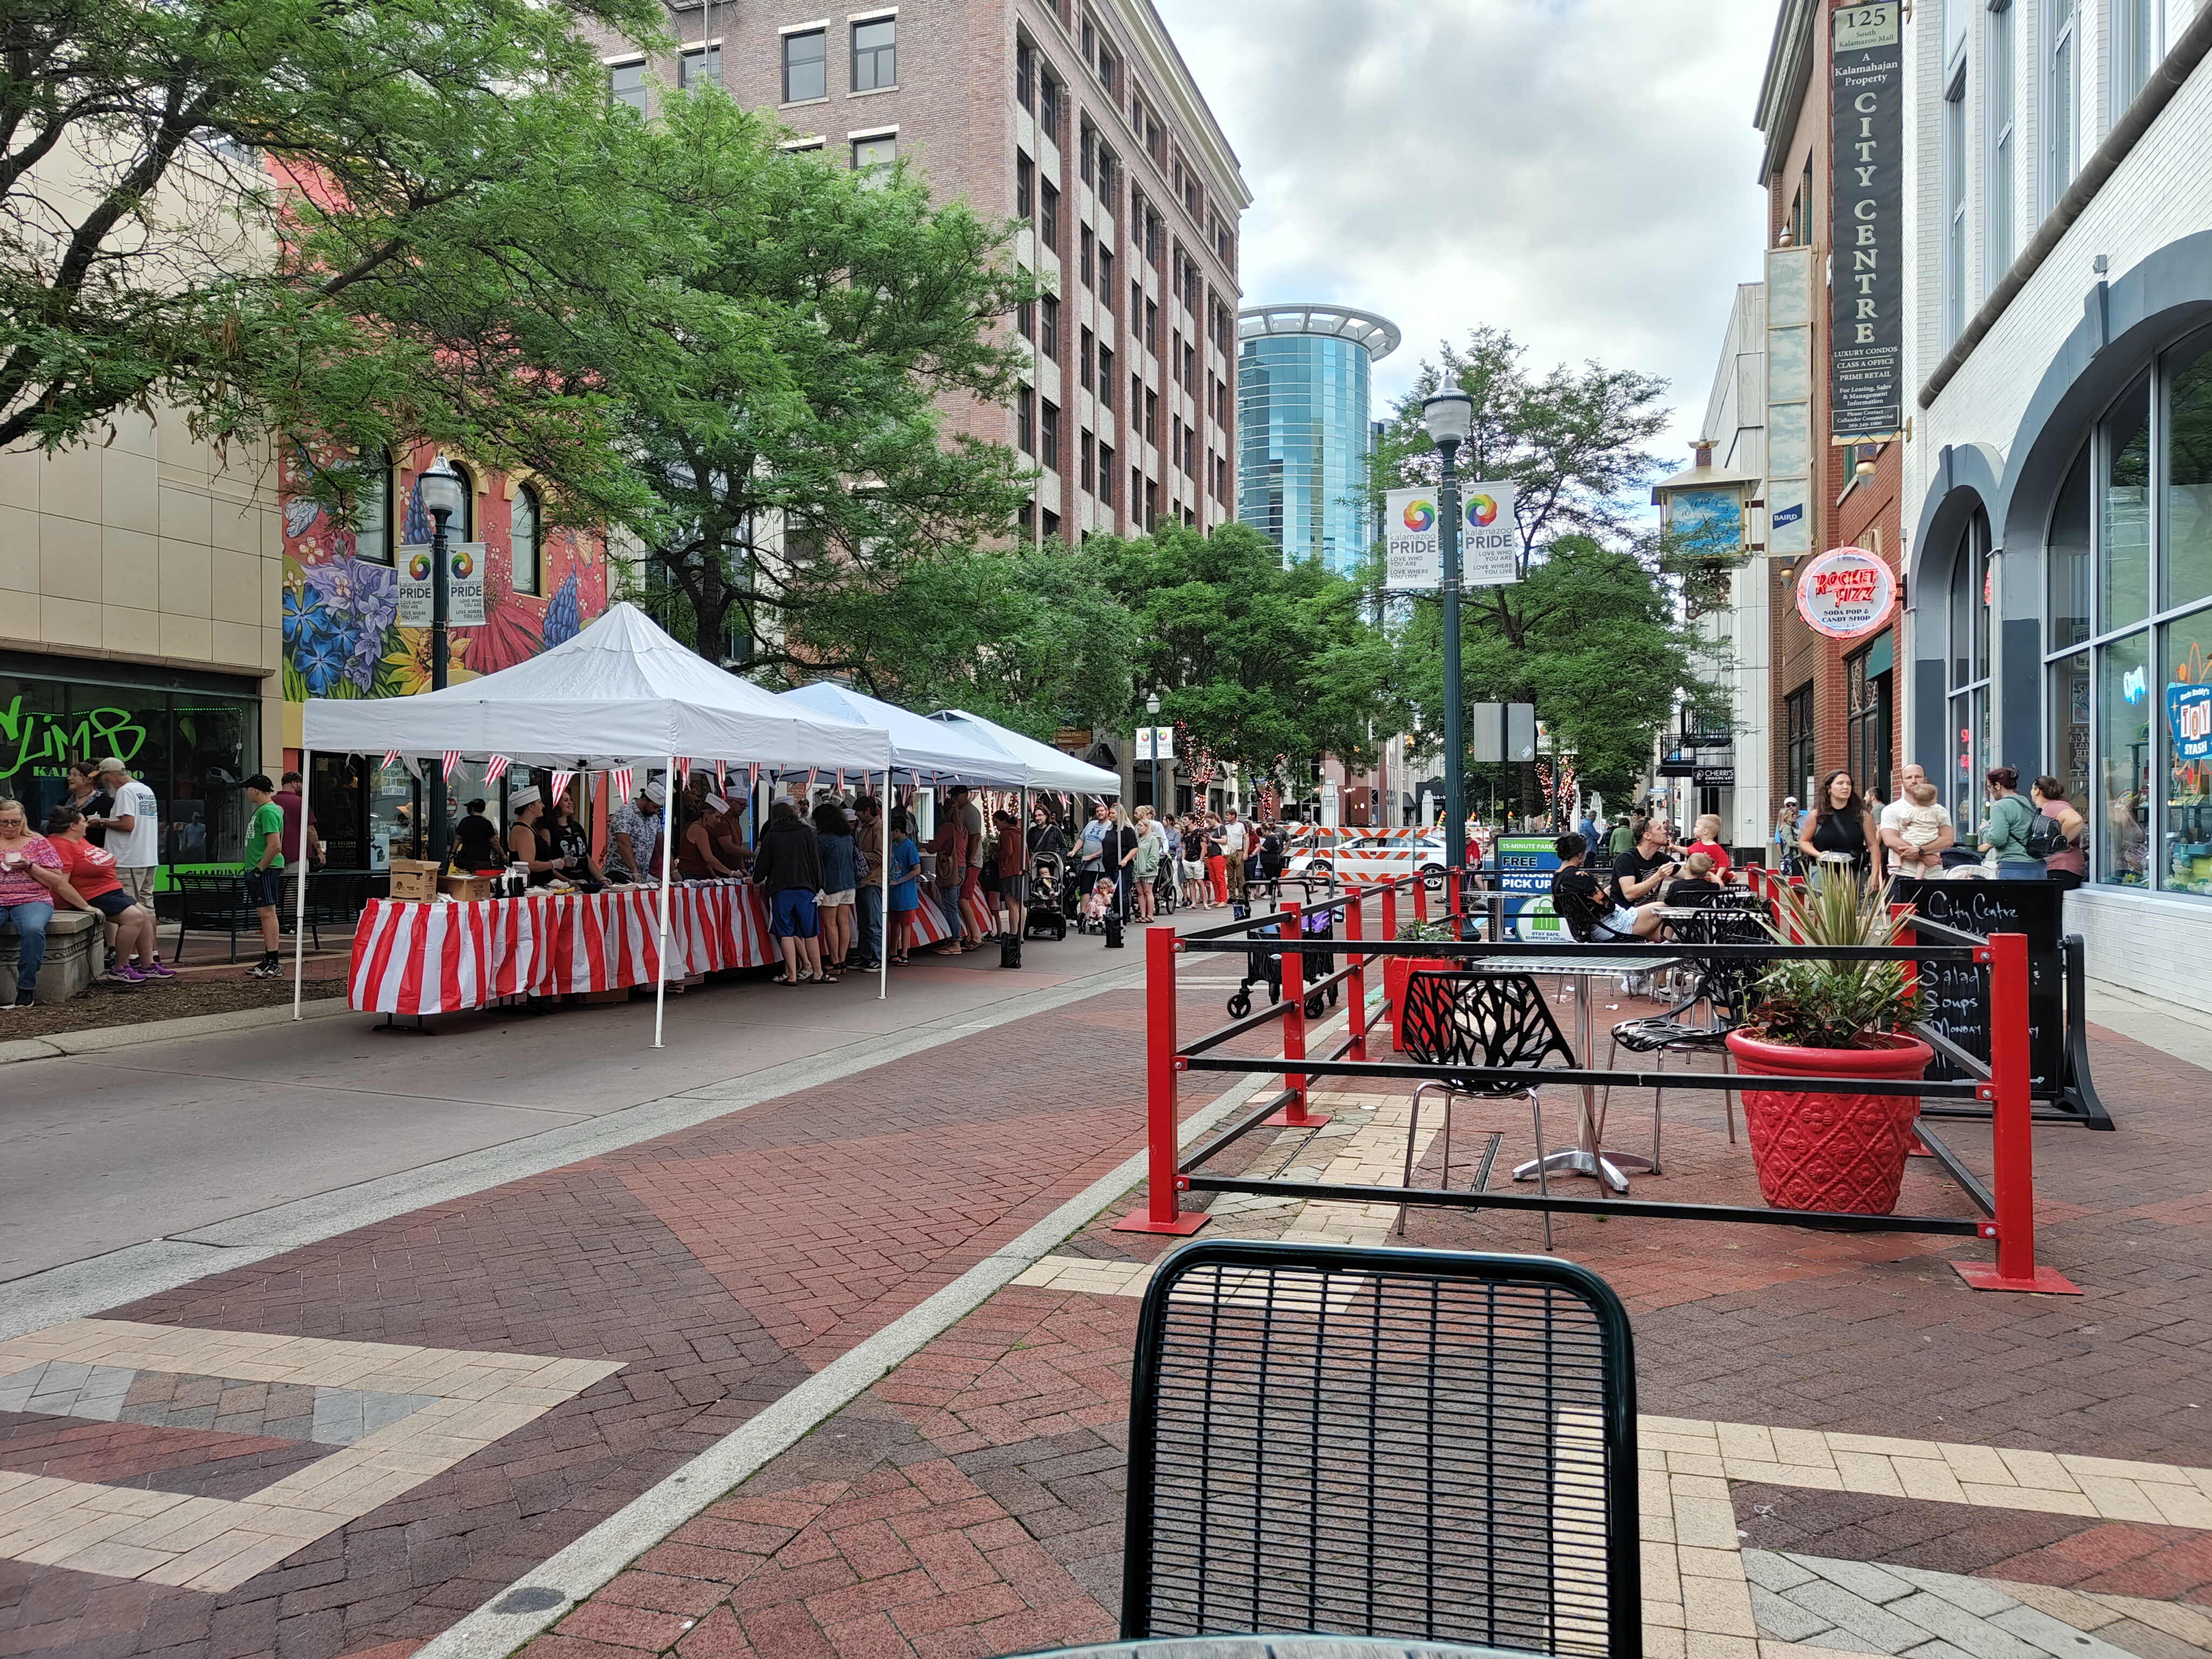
9 951 2212 1659
0 973 1262 1659
500 1015 2212 1659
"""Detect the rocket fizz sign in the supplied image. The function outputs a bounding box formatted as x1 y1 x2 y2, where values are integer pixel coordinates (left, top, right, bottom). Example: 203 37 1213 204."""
1795 547 1896 640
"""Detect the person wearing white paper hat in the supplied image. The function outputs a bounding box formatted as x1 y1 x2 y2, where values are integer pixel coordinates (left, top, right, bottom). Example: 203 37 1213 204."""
678 794 740 880
504 785 571 886
607 777 665 884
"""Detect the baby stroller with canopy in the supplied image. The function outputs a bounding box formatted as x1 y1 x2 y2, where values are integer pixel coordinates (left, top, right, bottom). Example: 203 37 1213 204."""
1024 852 1069 940
1225 900 1340 1022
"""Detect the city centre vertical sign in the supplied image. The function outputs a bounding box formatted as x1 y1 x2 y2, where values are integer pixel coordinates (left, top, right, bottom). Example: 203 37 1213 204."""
1829 3 1904 442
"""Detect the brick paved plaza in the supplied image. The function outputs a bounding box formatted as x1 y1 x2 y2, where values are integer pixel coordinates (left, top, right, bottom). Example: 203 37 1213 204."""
3 917 2210 1659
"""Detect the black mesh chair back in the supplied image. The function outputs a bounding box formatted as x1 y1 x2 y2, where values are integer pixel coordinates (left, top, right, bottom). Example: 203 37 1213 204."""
1677 901 1771 1026
1123 1239 1640 1656
1401 970 1580 1097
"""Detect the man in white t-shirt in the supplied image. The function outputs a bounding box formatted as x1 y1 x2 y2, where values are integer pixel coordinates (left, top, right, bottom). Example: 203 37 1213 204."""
94 758 161 906
1877 761 1953 879
1222 808 1249 903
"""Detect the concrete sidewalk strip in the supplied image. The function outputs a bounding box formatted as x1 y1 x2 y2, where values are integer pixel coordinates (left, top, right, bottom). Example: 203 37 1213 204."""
0 994 355 1065
407 1070 1267 1659
0 955 1155 1343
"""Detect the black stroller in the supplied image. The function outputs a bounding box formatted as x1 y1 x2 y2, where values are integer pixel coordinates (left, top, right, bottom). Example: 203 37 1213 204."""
1226 901 1339 1022
1025 852 1069 940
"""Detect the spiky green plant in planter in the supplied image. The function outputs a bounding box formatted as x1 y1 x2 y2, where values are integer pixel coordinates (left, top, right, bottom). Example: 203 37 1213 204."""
1746 867 1924 1046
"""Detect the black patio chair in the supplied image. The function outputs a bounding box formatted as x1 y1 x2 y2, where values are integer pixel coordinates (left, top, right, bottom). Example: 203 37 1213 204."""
1394 969 1580 1249
1122 1238 1640 1657
1603 900 1772 1157
171 869 259 963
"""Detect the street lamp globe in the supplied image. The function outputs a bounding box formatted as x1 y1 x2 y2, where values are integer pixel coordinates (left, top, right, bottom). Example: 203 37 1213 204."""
1146 690 1161 717
418 455 466 526
1421 390 1474 449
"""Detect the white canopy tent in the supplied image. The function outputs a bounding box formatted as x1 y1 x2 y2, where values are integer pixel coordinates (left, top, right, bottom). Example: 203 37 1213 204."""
925 709 1123 794
298 604 891 1036
773 683 1033 995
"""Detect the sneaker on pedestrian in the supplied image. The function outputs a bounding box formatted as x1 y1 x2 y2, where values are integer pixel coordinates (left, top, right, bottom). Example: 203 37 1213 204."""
2 994 30 1010
105 963 148 985
139 957 175 979
249 954 280 979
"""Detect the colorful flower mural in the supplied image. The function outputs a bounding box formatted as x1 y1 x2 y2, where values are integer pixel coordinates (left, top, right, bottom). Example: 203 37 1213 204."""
280 444 609 707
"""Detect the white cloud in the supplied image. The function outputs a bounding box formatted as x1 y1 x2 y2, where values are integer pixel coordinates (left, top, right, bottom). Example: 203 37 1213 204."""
1159 0 1776 464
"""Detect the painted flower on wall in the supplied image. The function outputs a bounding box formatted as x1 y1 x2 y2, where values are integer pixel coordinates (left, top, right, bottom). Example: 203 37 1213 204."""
381 625 468 697
543 568 582 649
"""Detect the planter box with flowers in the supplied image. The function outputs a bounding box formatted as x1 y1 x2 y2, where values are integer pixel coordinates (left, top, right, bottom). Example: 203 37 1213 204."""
1725 868 1930 1215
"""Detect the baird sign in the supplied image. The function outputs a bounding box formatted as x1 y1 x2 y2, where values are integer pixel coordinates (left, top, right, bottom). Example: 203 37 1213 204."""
1830 3 1904 443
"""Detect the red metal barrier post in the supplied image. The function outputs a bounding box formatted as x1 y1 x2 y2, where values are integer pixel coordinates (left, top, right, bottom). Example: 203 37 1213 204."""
1264 898 1330 1129
1114 923 1209 1235
1953 930 2079 1293
1346 886 1367 1062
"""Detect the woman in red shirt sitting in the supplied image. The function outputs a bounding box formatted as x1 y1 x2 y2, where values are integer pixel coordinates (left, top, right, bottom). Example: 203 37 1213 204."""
45 805 165 983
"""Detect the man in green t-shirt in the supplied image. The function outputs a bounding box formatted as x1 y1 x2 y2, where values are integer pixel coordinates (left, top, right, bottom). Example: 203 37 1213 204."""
1608 818 1635 858
244 773 287 977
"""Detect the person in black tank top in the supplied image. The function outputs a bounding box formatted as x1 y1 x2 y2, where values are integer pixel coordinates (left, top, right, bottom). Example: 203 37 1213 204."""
452 799 501 871
1799 770 1877 879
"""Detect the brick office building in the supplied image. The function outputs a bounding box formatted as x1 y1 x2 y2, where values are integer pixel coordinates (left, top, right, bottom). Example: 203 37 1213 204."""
1755 0 1907 817
589 0 1249 542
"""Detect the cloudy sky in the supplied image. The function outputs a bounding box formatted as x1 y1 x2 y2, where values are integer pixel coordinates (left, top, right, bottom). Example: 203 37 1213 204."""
1155 0 1779 466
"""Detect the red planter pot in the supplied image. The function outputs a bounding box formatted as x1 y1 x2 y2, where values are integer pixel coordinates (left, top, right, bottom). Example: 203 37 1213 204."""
1384 956 1414 1051
1724 1030 1933 1215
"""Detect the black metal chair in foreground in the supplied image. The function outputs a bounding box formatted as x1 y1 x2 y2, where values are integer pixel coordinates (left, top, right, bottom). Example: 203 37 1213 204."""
1394 969 1580 1249
1121 1239 1641 1658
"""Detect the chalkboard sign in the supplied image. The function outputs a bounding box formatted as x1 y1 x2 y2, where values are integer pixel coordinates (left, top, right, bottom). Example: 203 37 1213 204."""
1893 878 2062 1094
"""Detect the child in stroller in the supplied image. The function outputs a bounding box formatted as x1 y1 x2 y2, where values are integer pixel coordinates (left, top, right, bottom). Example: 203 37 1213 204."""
1024 851 1069 940
1080 873 1118 930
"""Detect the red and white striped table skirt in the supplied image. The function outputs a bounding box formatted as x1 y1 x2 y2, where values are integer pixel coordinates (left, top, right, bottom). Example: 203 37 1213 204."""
348 885 778 1015
906 890 955 948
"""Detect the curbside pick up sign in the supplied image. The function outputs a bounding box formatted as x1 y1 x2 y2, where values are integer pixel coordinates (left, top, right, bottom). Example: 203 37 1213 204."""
1796 547 1896 639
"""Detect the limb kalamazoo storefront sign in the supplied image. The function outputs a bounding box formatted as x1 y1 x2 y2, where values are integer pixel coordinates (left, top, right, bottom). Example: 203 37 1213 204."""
1830 3 1904 443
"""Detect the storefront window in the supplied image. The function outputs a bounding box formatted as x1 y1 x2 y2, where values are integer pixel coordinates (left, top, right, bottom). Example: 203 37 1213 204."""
2100 376 2152 632
0 658 260 873
2162 613 2212 894
1947 514 1992 823
2048 450 2091 650
2048 651 2090 820
367 757 419 867
2098 631 2150 885
2167 332 2212 609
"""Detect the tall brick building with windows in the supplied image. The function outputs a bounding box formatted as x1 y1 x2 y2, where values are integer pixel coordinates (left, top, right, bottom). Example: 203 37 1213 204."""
591 0 1249 542
1756 0 1906 817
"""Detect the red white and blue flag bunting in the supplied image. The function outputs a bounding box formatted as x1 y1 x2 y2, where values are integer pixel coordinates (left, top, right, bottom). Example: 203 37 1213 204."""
484 754 511 783
550 771 574 805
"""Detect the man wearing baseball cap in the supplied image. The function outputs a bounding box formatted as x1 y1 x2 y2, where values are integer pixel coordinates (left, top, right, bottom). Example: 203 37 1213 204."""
606 777 665 884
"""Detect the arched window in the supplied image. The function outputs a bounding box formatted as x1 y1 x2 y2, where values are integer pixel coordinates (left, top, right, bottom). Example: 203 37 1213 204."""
1946 509 1991 823
511 483 541 596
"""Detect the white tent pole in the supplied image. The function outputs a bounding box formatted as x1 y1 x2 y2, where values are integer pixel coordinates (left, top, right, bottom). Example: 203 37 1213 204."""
292 745 313 1020
654 755 675 1048
880 769 890 1001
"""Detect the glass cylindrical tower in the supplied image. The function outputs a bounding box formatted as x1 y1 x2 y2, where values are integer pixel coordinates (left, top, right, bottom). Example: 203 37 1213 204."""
1235 304 1401 576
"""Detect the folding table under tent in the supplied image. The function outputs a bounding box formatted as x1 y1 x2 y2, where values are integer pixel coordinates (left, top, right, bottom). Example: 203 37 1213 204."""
777 684 1048 975
298 603 892 1038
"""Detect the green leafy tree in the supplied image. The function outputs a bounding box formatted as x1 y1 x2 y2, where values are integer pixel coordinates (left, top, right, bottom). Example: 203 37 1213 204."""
0 0 661 491
1098 521 1401 784
1369 328 1712 808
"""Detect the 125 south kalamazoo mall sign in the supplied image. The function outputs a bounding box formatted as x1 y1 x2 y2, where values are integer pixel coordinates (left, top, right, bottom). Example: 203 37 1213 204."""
1830 4 1903 443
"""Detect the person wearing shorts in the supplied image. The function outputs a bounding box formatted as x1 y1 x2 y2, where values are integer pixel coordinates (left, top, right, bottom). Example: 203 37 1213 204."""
93 758 160 908
242 774 287 977
45 805 166 982
752 799 825 984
